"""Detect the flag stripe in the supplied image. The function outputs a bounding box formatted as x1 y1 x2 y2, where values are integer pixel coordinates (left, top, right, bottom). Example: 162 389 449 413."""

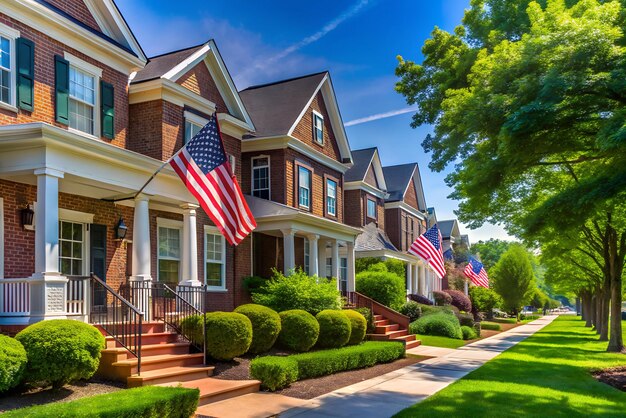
408 225 446 279
464 258 489 288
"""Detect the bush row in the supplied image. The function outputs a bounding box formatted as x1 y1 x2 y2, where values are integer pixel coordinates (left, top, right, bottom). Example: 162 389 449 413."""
409 311 463 340
250 341 405 390
480 322 502 331
3 386 199 418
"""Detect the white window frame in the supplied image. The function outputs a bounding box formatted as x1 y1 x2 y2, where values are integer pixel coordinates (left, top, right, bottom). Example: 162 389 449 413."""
367 197 377 219
65 52 102 139
312 110 324 145
325 257 332 279
58 208 94 277
156 218 183 284
326 178 337 216
339 257 348 291
184 110 208 144
0 23 19 112
251 155 271 200
298 166 311 209
204 225 226 290
0 197 4 279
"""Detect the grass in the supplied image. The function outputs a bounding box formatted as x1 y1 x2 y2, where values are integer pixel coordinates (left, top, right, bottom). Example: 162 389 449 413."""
413 334 467 349
394 316 626 418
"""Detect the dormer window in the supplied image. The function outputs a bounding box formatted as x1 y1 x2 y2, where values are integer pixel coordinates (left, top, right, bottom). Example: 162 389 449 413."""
367 197 377 220
312 111 324 145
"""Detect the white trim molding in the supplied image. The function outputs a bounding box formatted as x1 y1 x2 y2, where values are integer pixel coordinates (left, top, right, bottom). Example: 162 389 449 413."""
384 201 427 221
203 225 227 291
344 180 388 200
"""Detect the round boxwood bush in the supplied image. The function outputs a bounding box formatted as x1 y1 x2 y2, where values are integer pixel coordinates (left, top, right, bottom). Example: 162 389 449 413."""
461 325 477 340
399 301 422 322
180 314 204 346
316 310 351 348
205 312 252 360
278 310 319 352
15 319 105 387
234 304 281 354
444 289 472 312
343 310 367 345
355 266 405 310
0 335 27 392
409 312 462 339
456 312 475 327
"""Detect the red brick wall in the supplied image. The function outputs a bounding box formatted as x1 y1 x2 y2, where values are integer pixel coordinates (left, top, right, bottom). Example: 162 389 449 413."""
364 166 378 188
45 0 101 33
128 100 163 160
344 189 362 228
241 149 286 204
404 176 420 211
0 14 130 148
385 207 401 251
292 92 342 161
177 63 229 113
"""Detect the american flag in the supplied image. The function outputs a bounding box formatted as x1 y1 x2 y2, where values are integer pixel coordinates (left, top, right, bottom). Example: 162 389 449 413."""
170 114 256 245
464 257 489 288
408 225 446 279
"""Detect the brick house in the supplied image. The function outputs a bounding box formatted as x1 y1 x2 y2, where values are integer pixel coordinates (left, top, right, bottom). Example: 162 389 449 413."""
438 219 462 260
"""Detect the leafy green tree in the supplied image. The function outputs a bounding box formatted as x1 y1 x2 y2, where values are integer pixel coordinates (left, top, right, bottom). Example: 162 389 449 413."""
469 286 502 319
490 245 536 319
396 0 626 351
470 239 514 271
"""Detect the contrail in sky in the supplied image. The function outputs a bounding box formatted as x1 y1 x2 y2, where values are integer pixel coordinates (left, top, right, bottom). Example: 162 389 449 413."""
344 106 418 127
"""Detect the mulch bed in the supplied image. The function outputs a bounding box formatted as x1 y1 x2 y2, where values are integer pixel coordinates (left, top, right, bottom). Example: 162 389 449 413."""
593 367 626 392
211 351 426 400
0 378 124 413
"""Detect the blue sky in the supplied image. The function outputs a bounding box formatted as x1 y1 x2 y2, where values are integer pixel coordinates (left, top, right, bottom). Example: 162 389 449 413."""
116 0 511 242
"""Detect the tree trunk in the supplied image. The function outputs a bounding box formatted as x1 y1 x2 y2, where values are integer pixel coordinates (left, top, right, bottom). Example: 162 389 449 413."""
600 281 610 341
590 294 596 329
606 225 624 353
583 291 593 327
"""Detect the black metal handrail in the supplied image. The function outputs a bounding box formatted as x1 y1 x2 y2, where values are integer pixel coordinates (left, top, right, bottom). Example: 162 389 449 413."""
89 274 143 375
162 284 207 364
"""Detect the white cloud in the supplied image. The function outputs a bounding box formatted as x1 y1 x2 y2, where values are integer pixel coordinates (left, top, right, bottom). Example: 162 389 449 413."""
344 106 418 127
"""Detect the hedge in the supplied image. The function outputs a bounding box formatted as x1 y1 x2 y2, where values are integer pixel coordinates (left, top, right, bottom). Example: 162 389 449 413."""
343 310 367 345
2 386 199 418
15 320 105 388
456 312 475 327
355 267 405 310
250 341 405 390
480 322 502 331
461 325 477 340
399 301 422 322
351 307 375 334
205 312 252 360
410 312 462 339
0 335 27 392
278 310 319 352
316 310 351 348
234 304 281 354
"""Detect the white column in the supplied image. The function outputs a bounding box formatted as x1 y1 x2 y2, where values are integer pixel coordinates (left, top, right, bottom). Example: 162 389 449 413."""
412 264 419 295
418 264 426 295
180 203 200 286
331 240 340 280
406 263 413 294
318 240 327 277
346 241 356 292
131 194 152 281
464 280 469 295
307 234 319 276
281 228 296 274
30 168 67 321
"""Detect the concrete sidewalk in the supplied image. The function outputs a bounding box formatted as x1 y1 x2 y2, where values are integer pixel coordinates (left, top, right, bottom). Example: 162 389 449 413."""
279 315 558 418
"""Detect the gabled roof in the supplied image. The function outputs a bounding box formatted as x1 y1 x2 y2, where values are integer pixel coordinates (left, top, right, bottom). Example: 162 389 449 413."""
345 147 387 191
355 222 399 253
131 40 254 129
382 163 427 211
239 72 352 164
439 219 461 240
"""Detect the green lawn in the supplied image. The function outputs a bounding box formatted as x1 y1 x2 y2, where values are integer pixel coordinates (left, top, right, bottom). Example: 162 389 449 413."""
414 334 467 349
395 316 626 417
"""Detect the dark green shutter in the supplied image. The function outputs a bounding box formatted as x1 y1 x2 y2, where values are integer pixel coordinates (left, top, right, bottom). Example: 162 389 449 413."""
100 81 114 139
16 37 34 111
90 224 107 307
54 55 69 125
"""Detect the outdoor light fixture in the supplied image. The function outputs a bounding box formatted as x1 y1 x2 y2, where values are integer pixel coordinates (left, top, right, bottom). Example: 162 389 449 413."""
21 204 34 229
115 217 128 240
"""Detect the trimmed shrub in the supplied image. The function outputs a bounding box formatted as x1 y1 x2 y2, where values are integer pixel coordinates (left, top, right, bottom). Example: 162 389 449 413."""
480 322 502 331
355 265 405 310
316 310 352 348
461 325 477 340
250 357 298 391
420 304 455 317
469 286 501 319
456 312 474 327
234 304 281 354
205 312 252 360
243 276 268 294
0 335 27 392
180 314 204 346
351 307 375 334
278 310 319 352
519 314 541 321
383 259 406 278
444 289 472 312
409 294 434 305
399 301 422 322
410 312 462 339
16 319 105 388
250 341 404 390
343 310 367 345
473 322 481 337
2 386 199 418
251 269 341 315
433 290 452 306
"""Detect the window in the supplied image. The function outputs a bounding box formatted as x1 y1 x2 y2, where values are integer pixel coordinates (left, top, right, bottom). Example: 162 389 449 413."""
252 156 270 200
313 111 324 144
59 221 84 275
0 36 12 105
205 227 226 289
367 198 377 219
326 179 337 216
325 257 332 279
158 225 181 286
304 238 310 275
339 257 348 292
298 166 311 209
185 119 202 144
68 66 97 135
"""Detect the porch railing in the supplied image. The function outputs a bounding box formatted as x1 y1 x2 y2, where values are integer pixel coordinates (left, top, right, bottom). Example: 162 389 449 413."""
344 291 410 330
66 276 89 316
89 274 143 375
0 278 30 316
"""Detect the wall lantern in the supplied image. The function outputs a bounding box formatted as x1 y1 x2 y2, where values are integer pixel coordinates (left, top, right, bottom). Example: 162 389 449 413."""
115 217 128 240
21 204 34 229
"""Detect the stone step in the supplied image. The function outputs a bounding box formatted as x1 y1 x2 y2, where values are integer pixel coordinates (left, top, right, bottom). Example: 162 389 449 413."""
113 353 205 376
126 365 214 388
159 378 260 406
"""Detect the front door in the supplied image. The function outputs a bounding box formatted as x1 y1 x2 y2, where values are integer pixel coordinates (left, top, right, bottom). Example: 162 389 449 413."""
90 224 107 307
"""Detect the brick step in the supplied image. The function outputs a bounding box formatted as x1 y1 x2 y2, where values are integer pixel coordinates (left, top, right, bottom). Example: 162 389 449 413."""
95 321 165 335
374 319 390 327
373 315 384 321
405 339 422 349
113 353 205 376
101 342 191 362
375 323 399 333
105 332 179 348
392 333 415 342
159 378 260 407
127 365 215 388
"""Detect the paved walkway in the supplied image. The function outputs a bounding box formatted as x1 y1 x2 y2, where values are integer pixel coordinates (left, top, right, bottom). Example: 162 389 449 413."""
279 315 558 418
